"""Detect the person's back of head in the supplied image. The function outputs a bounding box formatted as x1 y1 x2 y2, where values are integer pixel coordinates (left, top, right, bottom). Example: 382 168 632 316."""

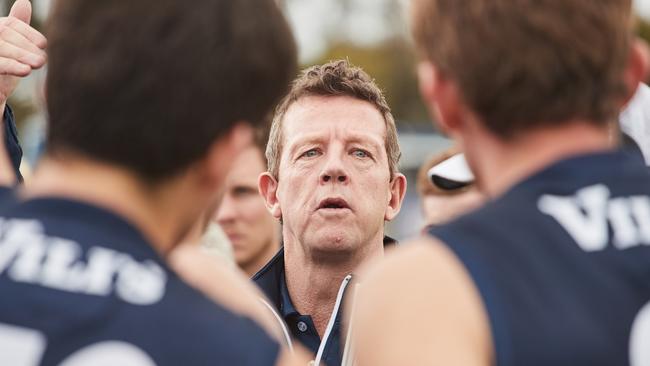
348 3 650 366
0 1 314 365
412 0 637 139
45 0 297 183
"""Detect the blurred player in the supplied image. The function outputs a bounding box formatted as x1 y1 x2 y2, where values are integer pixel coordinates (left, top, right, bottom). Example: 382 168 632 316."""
0 0 309 365
216 139 281 277
352 0 650 365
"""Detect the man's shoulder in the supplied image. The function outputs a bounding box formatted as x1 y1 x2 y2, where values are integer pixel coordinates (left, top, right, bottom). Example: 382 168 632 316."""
150 282 281 363
431 150 650 240
251 247 284 305
0 186 16 209
0 286 280 365
353 238 492 365
252 247 284 282
0 215 280 365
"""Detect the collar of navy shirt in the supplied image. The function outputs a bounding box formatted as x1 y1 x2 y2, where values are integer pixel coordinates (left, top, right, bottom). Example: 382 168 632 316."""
252 236 397 366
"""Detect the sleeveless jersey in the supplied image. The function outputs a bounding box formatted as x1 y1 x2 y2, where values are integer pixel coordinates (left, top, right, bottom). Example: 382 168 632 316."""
428 150 650 366
0 190 280 365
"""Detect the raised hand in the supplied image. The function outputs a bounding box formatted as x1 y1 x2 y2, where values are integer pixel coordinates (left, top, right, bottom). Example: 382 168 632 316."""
0 0 47 110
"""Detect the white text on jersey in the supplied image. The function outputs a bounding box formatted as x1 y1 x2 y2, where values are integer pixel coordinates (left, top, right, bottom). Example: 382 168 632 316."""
0 218 166 305
538 184 650 251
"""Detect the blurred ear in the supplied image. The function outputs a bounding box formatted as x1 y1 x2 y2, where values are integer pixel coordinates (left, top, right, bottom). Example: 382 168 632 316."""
622 38 650 107
259 172 282 219
417 61 465 136
203 122 253 190
385 173 407 221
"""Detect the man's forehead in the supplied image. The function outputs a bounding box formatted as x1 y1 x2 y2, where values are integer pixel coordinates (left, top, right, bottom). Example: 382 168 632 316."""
226 148 265 182
282 95 387 144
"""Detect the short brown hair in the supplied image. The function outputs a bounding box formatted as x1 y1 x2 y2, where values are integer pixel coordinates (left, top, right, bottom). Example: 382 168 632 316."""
46 0 297 182
266 60 401 179
412 0 633 138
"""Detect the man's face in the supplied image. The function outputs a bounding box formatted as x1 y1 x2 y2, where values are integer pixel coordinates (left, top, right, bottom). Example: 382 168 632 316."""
421 188 484 227
216 147 279 267
272 96 402 256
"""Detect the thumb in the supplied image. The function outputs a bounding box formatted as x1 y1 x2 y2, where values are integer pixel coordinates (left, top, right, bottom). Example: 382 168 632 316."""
9 0 31 25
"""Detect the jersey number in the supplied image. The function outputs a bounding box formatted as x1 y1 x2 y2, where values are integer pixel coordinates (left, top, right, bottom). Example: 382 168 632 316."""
0 323 156 366
631 302 650 366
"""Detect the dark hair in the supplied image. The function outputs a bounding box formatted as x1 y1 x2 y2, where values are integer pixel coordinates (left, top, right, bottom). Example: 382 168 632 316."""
412 0 633 138
45 0 297 182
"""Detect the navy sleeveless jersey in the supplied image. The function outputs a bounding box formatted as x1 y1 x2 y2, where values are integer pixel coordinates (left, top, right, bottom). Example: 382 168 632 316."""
428 150 650 366
0 190 280 365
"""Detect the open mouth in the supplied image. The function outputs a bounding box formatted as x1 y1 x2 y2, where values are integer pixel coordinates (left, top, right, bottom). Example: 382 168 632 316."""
317 197 351 210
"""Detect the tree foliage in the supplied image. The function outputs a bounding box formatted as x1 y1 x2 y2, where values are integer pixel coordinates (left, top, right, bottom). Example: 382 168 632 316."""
309 39 430 125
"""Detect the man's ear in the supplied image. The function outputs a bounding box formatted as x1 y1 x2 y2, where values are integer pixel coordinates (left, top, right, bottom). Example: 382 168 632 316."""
418 61 465 136
385 173 407 221
622 38 650 107
259 172 282 219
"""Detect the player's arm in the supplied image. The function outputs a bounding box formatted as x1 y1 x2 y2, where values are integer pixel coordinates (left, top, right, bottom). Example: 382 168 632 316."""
349 237 494 366
168 245 289 343
170 246 314 364
0 0 47 186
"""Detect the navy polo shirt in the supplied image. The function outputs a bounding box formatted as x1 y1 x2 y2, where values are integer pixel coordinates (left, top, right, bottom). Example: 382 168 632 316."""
253 240 397 366
279 270 344 366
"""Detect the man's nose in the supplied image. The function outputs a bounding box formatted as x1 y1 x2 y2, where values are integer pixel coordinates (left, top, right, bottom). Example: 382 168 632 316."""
320 154 348 184
215 195 237 223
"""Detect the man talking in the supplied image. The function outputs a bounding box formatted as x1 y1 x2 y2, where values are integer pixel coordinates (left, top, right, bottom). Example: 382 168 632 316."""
255 60 407 366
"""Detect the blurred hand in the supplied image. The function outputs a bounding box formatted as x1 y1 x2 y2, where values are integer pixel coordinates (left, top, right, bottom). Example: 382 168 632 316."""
0 0 47 110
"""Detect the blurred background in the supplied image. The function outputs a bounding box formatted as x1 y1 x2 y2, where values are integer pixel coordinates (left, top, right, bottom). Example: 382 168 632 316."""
6 0 650 239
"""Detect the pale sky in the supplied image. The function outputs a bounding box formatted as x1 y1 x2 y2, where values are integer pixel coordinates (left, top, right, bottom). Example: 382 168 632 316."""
28 0 650 63
636 0 650 19
289 0 650 63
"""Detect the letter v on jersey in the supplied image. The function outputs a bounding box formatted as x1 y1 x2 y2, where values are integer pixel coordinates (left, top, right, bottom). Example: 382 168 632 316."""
538 184 650 252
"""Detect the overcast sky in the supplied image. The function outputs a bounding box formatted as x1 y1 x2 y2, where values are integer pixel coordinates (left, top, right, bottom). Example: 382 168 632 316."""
288 0 650 63
29 0 650 63
636 0 650 19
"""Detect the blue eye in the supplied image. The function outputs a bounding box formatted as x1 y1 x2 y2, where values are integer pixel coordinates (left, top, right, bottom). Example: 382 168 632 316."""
352 149 369 158
301 149 319 158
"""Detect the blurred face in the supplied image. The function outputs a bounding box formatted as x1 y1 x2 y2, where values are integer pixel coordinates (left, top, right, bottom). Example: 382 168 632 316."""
421 188 484 227
215 147 279 269
267 96 405 257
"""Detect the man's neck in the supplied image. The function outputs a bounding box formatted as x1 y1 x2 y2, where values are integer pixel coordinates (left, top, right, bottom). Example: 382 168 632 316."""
464 121 613 198
283 234 384 338
242 239 280 277
25 156 198 256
